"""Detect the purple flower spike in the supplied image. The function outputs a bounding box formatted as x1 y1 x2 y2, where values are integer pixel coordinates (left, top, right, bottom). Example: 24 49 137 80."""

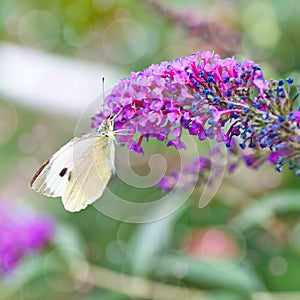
92 51 300 177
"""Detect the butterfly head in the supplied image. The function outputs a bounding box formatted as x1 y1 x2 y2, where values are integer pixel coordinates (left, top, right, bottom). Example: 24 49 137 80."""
98 118 114 136
98 108 124 137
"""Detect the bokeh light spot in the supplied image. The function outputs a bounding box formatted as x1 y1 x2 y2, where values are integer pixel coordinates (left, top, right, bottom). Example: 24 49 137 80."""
172 261 188 279
242 2 281 50
18 156 39 179
248 19 281 49
102 18 148 64
4 13 20 36
18 10 60 49
63 20 91 47
18 133 37 154
268 256 288 276
106 240 129 265
0 100 18 146
32 123 48 141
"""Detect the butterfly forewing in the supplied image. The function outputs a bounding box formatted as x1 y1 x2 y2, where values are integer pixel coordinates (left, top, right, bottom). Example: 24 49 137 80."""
30 127 115 212
30 130 97 195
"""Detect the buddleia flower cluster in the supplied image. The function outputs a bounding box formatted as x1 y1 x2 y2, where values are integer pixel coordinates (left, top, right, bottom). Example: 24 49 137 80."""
92 51 300 190
0 201 54 274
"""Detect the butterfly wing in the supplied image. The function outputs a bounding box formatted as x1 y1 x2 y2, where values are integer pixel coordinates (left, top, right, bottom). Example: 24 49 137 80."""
30 131 97 198
62 134 114 212
30 129 115 212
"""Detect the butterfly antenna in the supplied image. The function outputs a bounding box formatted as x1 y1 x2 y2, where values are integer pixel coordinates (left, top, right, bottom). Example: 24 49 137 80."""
102 77 125 122
102 76 105 102
99 76 105 113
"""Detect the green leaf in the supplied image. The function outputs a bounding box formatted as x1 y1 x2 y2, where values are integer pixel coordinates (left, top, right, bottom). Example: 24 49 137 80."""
2 255 53 299
156 254 264 294
128 214 175 274
128 199 189 275
232 190 300 231
204 290 251 300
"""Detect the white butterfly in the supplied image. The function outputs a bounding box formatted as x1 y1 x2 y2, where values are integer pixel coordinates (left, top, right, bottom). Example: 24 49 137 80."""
30 118 116 212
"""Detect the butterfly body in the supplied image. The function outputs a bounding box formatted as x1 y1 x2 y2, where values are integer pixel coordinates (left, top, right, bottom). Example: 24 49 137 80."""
30 119 115 212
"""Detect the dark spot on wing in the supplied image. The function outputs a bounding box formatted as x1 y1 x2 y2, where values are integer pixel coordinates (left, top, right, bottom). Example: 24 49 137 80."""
59 167 68 177
68 172 72 181
29 159 50 187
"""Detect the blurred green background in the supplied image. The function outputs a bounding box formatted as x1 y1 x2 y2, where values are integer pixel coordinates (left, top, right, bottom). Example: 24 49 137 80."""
1 0 300 299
